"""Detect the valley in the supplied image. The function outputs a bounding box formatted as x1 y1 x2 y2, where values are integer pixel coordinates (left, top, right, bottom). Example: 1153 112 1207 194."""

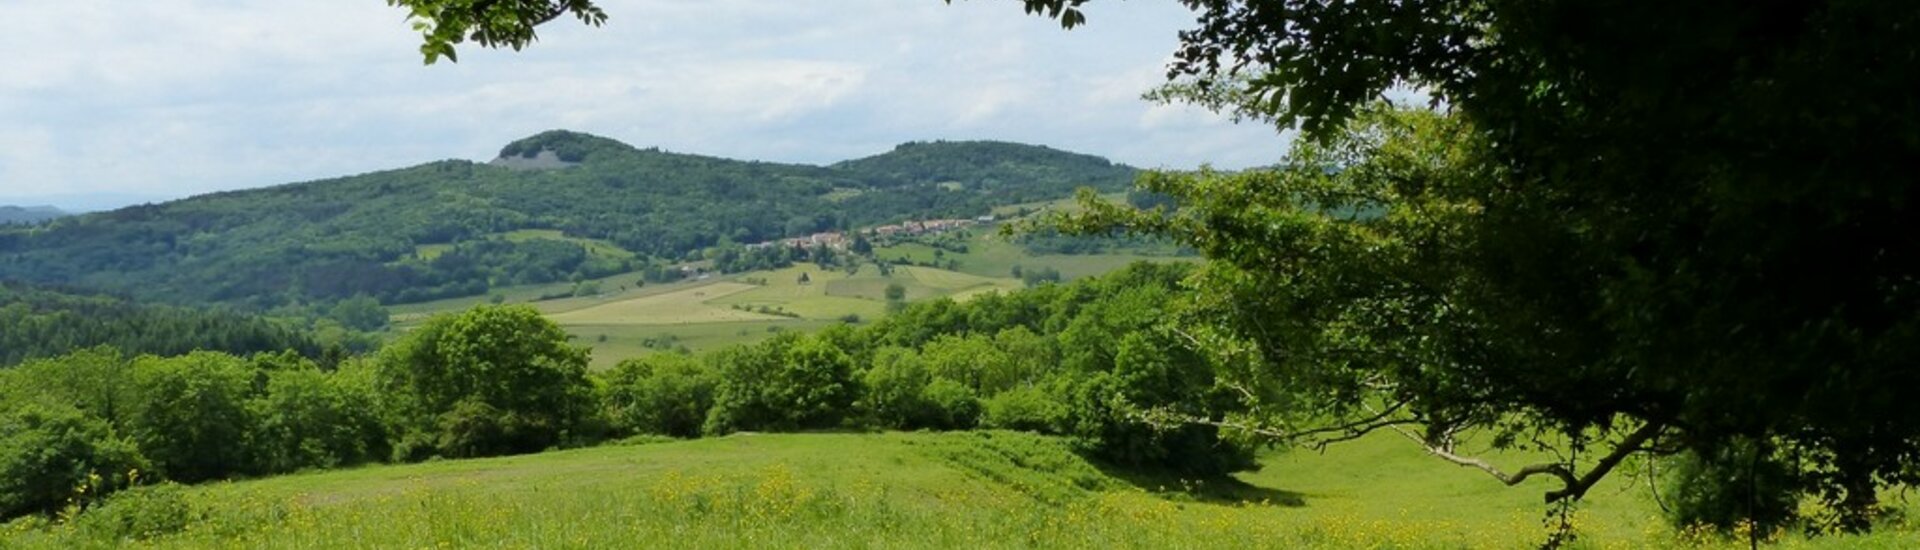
391 214 1187 369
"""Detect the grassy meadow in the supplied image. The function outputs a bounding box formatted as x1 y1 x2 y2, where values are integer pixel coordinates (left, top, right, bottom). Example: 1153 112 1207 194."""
872 232 1178 282
8 431 1913 549
411 229 638 262
387 222 1185 369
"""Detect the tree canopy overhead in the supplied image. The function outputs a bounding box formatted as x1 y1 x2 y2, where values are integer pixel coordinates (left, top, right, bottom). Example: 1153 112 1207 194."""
1026 0 1920 533
388 1 1105 64
387 0 606 63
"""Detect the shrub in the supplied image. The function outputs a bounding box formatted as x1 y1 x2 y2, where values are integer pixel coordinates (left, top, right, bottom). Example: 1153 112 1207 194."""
858 347 932 429
919 379 981 430
704 334 856 434
600 354 715 438
126 352 263 482
982 385 1069 433
0 402 146 519
1663 440 1802 534
378 305 596 460
72 483 198 542
251 365 389 473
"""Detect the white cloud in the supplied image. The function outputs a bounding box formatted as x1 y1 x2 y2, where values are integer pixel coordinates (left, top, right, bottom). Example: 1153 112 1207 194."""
0 0 1285 207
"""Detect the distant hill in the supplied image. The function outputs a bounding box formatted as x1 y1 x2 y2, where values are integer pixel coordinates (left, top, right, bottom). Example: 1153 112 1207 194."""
0 131 1137 308
835 140 1134 197
0 205 65 225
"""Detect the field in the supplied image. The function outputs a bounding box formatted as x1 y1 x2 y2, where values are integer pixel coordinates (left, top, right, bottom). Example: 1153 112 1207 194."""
8 431 1913 549
871 220 1191 282
386 228 1161 369
548 282 781 325
410 229 637 262
389 261 1040 369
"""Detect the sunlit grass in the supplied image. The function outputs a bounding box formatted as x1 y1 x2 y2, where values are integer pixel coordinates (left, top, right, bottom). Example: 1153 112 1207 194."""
7 431 1913 548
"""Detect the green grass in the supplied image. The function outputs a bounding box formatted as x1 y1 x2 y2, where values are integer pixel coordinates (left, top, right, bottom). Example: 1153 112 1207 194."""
387 261 1030 370
566 320 840 370
387 270 680 320
408 229 638 263
412 243 455 261
874 226 1188 282
9 431 1912 549
989 191 1129 218
548 282 783 326
388 231 1181 371
499 229 637 260
707 265 892 321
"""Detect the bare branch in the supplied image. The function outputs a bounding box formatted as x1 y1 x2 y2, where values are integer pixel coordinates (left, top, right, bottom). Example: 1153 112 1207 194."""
1547 422 1665 502
1383 420 1578 488
1380 419 1667 503
1136 399 1419 449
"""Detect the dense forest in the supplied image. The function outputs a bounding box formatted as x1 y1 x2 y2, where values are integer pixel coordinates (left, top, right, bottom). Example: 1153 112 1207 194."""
0 132 1134 309
0 283 321 367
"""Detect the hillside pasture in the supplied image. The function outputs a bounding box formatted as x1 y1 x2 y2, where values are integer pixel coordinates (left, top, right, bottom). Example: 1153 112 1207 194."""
7 431 1910 549
707 265 891 321
566 320 841 370
875 229 1186 282
388 246 1160 369
407 229 637 263
499 229 637 260
547 282 779 326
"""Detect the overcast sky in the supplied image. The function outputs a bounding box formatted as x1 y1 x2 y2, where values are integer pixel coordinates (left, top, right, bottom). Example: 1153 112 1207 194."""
0 1 1286 211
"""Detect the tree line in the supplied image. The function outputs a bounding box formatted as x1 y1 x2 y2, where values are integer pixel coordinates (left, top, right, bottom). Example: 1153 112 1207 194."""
0 283 323 367
0 263 1249 522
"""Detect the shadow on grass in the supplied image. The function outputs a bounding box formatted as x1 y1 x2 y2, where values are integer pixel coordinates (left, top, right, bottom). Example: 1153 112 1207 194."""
1092 462 1310 508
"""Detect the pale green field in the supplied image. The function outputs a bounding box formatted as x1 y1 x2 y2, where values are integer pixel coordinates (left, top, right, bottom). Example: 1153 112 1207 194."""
896 264 1022 293
9 431 1911 549
388 228 1174 369
548 282 781 326
989 191 1129 218
565 320 839 370
548 263 1029 369
388 270 693 321
390 262 1029 370
499 229 637 260
707 265 891 320
410 229 637 262
875 232 1185 281
412 243 455 261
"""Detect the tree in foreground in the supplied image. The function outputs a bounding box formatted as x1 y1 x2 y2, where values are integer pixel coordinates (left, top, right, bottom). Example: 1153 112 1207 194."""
1046 0 1919 532
377 304 595 459
0 402 146 519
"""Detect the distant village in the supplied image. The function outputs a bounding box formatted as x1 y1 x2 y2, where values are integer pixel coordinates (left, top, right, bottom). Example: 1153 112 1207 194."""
746 215 996 251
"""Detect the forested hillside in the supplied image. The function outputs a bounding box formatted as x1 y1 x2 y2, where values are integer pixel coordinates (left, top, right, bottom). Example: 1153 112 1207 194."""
0 132 1135 309
0 283 319 366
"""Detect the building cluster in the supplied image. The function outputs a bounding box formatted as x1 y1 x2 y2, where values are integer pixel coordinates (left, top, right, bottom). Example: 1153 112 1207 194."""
747 216 993 251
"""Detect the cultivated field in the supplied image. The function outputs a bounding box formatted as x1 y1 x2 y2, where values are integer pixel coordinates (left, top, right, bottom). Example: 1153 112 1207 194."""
873 229 1190 282
548 282 780 326
389 224 1185 368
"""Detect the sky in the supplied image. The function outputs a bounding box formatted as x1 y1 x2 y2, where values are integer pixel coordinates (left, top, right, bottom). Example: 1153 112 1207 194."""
0 1 1287 211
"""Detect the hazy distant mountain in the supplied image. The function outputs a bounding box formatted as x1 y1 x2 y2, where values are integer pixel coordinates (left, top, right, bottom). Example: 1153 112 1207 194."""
0 205 65 225
0 131 1136 309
